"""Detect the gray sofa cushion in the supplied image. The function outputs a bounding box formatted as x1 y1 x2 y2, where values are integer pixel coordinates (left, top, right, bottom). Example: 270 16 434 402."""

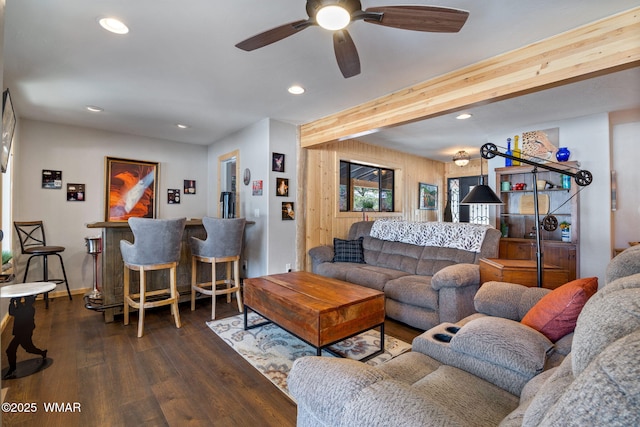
474 281 550 321
345 265 408 291
536 330 640 427
362 237 423 274
571 284 640 375
384 275 438 309
451 317 554 378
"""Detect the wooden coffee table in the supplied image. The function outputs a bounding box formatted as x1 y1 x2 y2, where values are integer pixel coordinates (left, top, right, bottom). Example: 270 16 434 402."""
243 271 385 361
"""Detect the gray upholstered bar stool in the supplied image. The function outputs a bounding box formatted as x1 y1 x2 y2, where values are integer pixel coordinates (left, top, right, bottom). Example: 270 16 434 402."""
190 217 246 320
120 217 186 337
14 221 72 308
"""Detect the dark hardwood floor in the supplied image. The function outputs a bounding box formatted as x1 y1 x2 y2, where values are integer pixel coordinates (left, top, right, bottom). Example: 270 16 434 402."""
1 293 423 427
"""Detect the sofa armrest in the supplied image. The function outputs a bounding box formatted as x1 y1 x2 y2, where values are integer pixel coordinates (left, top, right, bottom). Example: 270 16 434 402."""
288 356 387 426
474 281 551 321
308 245 334 268
431 263 479 290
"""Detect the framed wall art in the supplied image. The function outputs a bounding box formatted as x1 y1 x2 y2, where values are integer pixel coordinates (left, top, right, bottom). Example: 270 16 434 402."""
282 202 295 220
2 89 16 173
272 152 285 172
419 183 438 210
168 189 180 204
252 180 263 196
276 177 289 196
67 183 85 201
184 179 196 194
42 169 62 189
105 157 158 222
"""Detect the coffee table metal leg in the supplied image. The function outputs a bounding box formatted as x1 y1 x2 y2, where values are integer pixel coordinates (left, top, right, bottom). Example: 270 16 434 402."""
243 305 272 331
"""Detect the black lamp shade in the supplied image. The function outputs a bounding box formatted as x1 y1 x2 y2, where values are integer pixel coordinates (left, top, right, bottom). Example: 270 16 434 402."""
460 185 503 205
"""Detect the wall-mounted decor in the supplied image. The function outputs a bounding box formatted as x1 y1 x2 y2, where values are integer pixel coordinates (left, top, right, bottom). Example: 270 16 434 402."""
282 202 295 220
243 168 251 185
272 152 285 172
521 127 559 163
2 89 16 173
276 177 289 197
67 183 85 201
105 157 158 222
252 180 263 196
42 169 62 189
168 189 180 204
184 180 196 194
419 183 438 210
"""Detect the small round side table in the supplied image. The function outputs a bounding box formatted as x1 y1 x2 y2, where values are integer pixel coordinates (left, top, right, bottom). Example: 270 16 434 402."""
1 282 56 379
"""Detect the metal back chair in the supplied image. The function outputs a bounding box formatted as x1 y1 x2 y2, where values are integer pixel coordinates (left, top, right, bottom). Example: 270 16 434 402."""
13 221 71 307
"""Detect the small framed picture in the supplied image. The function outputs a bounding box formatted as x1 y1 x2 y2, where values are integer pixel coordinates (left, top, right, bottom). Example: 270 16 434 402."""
276 177 289 197
42 169 62 189
282 202 295 220
67 183 85 201
252 180 263 196
168 189 180 204
419 183 438 210
184 180 196 194
272 153 285 172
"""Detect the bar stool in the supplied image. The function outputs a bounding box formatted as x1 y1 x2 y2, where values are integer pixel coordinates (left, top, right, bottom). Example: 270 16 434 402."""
13 221 72 308
120 217 186 338
190 217 245 320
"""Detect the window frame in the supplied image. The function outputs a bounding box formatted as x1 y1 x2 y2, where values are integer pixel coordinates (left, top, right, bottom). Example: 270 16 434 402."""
339 160 395 213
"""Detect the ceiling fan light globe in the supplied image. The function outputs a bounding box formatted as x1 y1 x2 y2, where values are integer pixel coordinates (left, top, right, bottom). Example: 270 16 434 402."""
316 5 351 30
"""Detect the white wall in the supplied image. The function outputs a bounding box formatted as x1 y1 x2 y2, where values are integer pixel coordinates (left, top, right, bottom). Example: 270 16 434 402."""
268 119 297 274
13 119 209 293
611 108 640 249
487 113 616 285
207 118 298 278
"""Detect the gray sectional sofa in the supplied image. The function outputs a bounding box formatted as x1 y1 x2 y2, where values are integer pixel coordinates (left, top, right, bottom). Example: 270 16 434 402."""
289 245 640 426
309 220 501 330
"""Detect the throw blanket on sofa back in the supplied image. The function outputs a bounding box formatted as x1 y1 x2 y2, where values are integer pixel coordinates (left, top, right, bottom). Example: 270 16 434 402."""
370 219 491 253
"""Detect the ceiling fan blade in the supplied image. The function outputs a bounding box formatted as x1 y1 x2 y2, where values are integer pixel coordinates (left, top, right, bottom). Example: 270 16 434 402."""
363 6 469 33
333 30 360 78
235 20 313 51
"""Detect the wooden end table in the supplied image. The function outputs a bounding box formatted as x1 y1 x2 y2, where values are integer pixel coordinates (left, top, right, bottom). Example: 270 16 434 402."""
479 258 570 289
243 271 385 361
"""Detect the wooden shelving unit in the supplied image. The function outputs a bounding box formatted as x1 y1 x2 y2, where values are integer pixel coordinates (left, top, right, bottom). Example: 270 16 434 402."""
495 161 579 281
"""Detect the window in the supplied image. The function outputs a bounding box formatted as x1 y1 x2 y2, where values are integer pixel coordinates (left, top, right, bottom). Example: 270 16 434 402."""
339 161 394 212
447 177 489 225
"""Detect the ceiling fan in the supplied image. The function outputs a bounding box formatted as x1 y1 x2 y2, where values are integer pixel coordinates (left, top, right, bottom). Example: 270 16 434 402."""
235 1 469 78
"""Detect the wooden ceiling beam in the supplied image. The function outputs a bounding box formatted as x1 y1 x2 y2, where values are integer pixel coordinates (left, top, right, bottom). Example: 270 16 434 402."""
300 7 640 148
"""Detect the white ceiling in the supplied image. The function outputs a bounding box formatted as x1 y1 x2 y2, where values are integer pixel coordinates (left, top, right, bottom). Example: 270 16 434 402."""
4 1 639 162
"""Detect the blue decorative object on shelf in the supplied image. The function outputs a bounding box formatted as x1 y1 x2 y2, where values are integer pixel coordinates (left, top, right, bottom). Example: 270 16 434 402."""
505 138 513 167
556 147 570 162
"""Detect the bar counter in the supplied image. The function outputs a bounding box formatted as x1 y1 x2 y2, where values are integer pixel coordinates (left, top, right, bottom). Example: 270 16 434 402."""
86 220 212 323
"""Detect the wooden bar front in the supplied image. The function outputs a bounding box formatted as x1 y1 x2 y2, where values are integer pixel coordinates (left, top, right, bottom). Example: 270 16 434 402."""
87 220 212 322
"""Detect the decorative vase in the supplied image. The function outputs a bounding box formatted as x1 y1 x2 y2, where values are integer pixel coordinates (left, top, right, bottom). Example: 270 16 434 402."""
556 147 570 162
561 228 571 242
505 138 513 167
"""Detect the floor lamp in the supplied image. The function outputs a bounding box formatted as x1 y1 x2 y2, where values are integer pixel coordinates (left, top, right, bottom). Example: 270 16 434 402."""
461 143 593 287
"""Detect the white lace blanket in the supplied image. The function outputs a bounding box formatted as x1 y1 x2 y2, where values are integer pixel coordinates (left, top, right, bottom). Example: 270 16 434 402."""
370 220 491 253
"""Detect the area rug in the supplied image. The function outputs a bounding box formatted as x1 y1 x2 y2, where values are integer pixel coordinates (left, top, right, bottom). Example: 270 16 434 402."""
207 312 411 398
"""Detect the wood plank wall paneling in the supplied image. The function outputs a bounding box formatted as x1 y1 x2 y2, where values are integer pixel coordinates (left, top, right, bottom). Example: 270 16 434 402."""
299 7 640 147
303 139 444 271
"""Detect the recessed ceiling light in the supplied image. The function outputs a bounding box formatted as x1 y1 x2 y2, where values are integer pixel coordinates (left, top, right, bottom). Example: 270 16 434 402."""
456 113 472 120
288 85 305 95
98 17 129 35
86 105 104 112
176 124 189 129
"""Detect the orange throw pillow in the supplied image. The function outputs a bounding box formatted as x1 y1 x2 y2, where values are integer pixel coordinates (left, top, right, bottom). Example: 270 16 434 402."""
521 277 598 342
